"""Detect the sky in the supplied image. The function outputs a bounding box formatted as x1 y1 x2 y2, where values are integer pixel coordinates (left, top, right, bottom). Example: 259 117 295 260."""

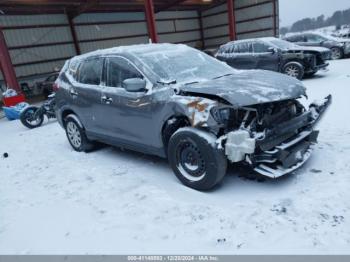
279 0 350 27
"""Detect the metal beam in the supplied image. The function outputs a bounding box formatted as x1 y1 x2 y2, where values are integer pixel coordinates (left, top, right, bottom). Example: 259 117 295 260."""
144 0 158 43
67 14 81 55
272 0 277 36
227 0 236 41
156 0 187 13
0 27 20 93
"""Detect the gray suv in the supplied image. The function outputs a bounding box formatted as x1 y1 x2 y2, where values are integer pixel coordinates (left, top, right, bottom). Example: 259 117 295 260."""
284 32 350 59
55 44 331 191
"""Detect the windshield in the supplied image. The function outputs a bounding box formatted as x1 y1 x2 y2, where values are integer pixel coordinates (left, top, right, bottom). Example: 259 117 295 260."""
135 45 234 84
268 39 297 49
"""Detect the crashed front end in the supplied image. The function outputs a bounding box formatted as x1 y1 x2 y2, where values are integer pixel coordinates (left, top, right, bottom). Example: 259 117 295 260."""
211 95 332 178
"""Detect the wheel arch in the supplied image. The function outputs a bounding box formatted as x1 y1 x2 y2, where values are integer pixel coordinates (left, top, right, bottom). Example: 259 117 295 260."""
161 115 191 152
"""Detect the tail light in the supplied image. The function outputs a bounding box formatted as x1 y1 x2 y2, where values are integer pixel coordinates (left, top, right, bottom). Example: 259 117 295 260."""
53 83 60 92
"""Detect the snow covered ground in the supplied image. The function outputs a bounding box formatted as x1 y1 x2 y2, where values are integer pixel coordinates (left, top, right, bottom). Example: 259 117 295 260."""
1 59 350 255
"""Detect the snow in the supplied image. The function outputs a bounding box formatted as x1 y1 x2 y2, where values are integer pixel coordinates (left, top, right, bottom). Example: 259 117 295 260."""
1 59 350 254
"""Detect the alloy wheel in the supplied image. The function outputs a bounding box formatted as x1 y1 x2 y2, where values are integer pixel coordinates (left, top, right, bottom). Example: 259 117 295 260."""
67 121 82 148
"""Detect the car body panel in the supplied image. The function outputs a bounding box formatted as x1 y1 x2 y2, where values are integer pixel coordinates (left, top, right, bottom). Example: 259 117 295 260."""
55 43 330 178
216 37 330 76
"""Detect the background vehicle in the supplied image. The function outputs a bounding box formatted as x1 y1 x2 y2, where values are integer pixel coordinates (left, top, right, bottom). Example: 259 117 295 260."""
55 44 330 191
284 32 350 59
20 94 56 129
36 73 59 98
216 37 330 80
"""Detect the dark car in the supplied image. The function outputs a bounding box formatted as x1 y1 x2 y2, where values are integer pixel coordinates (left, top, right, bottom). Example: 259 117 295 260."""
37 73 59 98
55 44 331 191
216 37 330 80
284 32 350 60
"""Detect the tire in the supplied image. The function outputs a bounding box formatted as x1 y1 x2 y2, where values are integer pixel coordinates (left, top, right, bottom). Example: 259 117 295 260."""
64 115 94 152
283 62 304 80
20 106 44 129
167 127 227 191
330 47 343 60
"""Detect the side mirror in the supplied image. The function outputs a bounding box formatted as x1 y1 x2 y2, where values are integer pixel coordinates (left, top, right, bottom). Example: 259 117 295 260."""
122 78 146 92
268 47 276 53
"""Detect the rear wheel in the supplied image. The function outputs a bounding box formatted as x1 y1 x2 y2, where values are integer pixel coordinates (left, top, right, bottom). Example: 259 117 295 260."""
330 47 343 60
20 106 44 129
283 62 304 80
64 115 94 152
168 127 227 191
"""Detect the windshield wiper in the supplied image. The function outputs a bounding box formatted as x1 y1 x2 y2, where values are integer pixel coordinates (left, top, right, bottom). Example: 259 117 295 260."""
213 73 233 80
185 81 200 85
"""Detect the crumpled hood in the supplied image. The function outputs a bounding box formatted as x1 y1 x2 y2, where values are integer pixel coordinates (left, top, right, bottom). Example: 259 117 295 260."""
180 70 307 107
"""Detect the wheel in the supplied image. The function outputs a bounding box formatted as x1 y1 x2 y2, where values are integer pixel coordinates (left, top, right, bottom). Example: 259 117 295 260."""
167 127 227 191
20 106 44 129
330 47 343 60
64 115 94 152
283 62 304 80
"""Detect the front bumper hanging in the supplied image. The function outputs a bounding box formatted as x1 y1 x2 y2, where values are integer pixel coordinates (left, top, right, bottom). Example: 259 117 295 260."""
222 95 332 178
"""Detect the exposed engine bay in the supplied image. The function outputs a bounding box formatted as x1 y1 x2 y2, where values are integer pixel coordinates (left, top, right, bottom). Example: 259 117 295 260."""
210 95 332 178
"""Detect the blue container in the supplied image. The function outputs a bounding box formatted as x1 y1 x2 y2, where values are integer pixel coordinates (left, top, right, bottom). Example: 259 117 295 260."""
2 102 29 121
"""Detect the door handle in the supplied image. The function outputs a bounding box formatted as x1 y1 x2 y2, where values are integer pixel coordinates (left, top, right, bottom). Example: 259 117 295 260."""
101 95 113 104
70 89 78 97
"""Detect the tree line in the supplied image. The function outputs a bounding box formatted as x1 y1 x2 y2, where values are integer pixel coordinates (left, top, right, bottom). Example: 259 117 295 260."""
280 8 350 35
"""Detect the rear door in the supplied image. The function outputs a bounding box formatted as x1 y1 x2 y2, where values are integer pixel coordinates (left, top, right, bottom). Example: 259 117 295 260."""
70 57 104 134
226 42 256 69
253 41 279 71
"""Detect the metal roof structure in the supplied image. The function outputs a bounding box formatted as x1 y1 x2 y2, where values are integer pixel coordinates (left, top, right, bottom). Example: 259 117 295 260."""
0 0 279 93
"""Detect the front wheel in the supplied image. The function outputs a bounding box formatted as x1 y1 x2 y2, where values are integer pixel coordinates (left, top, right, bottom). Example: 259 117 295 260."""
168 127 227 191
20 106 44 129
330 47 343 60
283 62 304 80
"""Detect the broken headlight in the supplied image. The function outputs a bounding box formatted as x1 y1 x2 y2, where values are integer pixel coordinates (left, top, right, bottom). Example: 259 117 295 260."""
211 107 231 124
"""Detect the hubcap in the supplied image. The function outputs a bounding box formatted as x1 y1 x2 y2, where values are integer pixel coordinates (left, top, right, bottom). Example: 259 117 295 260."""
331 48 341 60
176 140 206 182
67 121 82 148
285 65 300 78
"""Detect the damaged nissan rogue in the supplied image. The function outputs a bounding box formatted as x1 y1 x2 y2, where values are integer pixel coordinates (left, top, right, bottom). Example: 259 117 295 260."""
55 43 331 191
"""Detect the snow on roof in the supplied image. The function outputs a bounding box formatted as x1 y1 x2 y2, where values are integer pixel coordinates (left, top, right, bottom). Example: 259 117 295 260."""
71 43 189 62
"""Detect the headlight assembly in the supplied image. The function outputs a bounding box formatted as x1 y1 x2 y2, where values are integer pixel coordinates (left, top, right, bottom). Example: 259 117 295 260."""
211 107 231 124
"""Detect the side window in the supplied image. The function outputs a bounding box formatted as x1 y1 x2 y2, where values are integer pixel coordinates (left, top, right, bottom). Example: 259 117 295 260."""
306 34 325 43
68 59 80 80
78 58 103 85
238 43 250 53
106 57 143 88
253 42 270 53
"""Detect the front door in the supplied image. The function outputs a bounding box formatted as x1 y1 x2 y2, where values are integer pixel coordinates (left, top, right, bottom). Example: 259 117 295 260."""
253 42 279 71
98 56 155 148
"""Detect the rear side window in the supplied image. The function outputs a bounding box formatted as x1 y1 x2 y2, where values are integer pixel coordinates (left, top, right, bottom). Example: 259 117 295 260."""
106 57 143 88
286 35 303 42
78 58 103 85
237 42 253 53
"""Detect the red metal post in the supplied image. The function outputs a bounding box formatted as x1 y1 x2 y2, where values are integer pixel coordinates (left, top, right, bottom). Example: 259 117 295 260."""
0 27 20 93
272 0 277 37
227 0 236 41
67 14 81 55
144 0 159 43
